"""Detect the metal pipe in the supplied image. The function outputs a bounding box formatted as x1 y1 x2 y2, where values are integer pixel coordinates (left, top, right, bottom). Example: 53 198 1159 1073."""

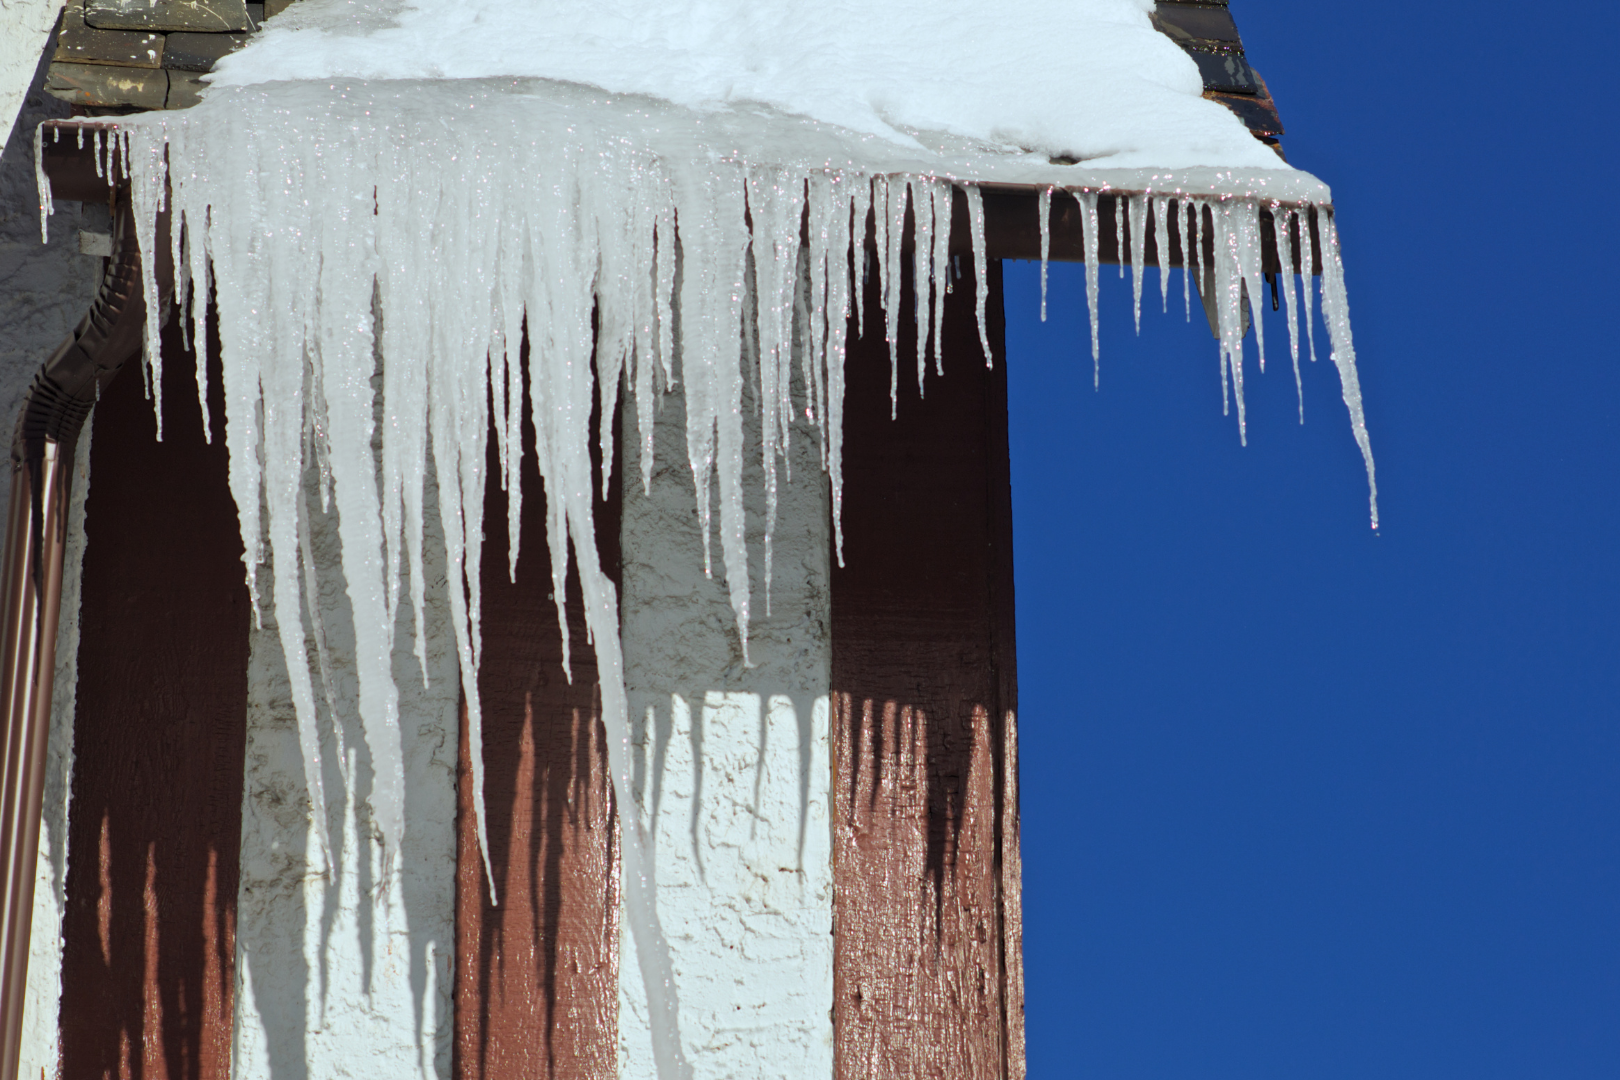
0 145 163 1079
0 439 72 1080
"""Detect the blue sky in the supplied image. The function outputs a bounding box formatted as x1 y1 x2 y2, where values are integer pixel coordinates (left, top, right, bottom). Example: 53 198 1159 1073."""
1008 3 1620 1076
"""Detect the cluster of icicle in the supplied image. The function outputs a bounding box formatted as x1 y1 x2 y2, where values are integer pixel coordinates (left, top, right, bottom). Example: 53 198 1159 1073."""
38 101 1371 1080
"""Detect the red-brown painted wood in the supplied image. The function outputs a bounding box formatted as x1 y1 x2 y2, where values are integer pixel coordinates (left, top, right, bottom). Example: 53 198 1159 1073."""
454 368 621 1080
59 309 248 1080
831 241 1023 1079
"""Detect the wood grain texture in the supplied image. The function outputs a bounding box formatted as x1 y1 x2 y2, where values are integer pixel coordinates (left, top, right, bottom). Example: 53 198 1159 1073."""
831 244 1023 1080
59 308 248 1080
453 364 621 1080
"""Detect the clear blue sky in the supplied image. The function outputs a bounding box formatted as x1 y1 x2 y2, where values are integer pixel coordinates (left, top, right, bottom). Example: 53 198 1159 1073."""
1008 3 1619 1077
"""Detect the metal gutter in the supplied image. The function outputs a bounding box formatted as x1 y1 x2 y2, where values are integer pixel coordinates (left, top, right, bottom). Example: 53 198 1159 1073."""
0 131 165 1080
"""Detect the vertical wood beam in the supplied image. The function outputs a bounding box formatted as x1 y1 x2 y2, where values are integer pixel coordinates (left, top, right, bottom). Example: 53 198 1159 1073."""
58 310 248 1080
454 366 621 1080
832 248 1023 1080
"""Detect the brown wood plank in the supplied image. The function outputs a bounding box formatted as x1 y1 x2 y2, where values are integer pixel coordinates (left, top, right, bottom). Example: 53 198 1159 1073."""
453 363 621 1080
58 307 249 1080
832 233 1022 1079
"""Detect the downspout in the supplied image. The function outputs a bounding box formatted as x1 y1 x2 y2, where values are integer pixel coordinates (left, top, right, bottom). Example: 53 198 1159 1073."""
0 131 167 1080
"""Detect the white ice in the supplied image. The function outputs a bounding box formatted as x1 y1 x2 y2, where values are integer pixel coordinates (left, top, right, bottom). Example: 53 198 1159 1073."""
90 72 1373 1080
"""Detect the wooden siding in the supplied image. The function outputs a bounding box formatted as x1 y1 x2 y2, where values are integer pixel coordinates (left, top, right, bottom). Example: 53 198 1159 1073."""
831 244 1024 1080
58 310 249 1080
453 368 622 1080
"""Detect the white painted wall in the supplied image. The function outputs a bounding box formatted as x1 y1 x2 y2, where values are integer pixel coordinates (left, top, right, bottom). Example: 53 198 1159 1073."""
0 0 63 155
3 27 101 1078
233 461 459 1080
618 325 835 1078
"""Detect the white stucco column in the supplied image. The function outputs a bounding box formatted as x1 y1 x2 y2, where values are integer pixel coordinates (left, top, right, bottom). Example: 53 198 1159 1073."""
4 32 102 1075
233 466 459 1080
617 329 835 1078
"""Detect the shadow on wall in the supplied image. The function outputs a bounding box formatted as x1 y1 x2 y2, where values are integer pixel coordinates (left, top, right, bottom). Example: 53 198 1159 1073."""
620 339 830 888
233 351 460 1079
454 360 622 1080
455 292 836 1077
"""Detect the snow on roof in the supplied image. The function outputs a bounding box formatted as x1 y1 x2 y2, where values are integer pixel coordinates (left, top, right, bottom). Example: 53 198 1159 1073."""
208 0 1287 172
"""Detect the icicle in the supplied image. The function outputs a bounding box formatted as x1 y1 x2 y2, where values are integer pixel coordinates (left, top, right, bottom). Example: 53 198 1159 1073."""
187 206 214 442
171 195 192 358
910 178 934 398
1183 197 1196 322
1209 201 1250 440
849 177 871 339
594 176 638 507
1113 193 1125 279
1277 205 1304 421
794 244 818 431
1154 194 1171 315
965 184 990 366
655 197 678 390
739 275 765 610
1317 210 1378 527
1301 206 1320 367
1038 186 1051 322
93 128 102 179
1074 190 1101 385
1128 192 1147 334
261 244 334 870
879 175 907 418
804 172 854 565
311 129 406 880
745 166 805 616
1235 200 1267 378
804 174 838 458
672 161 752 662
125 123 167 439
498 168 529 581
629 168 668 499
34 122 52 242
376 152 433 687
632 190 662 499
930 179 951 377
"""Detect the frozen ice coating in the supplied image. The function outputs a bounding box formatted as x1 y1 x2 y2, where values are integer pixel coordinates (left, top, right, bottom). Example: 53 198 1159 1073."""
49 66 1374 1080
212 0 1286 171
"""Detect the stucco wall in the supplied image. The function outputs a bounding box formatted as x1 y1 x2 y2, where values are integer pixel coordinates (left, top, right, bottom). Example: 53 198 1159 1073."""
0 29 100 517
4 28 100 1079
618 326 835 1078
0 0 64 152
233 462 459 1080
